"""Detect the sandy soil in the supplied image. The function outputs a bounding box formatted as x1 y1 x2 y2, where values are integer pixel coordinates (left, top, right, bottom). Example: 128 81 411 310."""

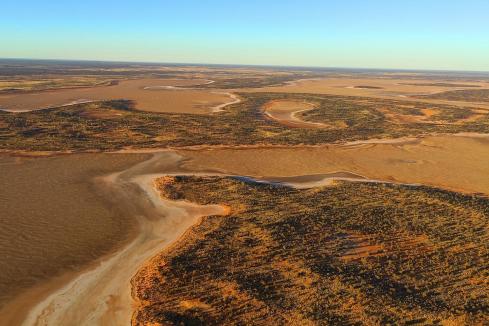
30 145 474 324
0 149 401 325
243 78 489 110
0 79 234 114
4 152 227 326
180 134 489 195
262 100 328 128
211 92 241 112
233 172 402 190
3 134 489 325
0 154 151 311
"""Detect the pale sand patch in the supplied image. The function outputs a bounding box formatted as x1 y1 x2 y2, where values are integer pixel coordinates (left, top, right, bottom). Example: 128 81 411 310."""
0 153 151 323
211 91 241 113
420 108 438 118
14 152 227 326
263 99 328 128
179 134 489 196
0 79 233 114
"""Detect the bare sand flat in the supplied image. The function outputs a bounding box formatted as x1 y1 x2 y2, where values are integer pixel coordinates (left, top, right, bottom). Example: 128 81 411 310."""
179 134 489 195
244 78 489 110
0 153 149 323
0 152 228 326
20 176 226 326
0 79 234 114
262 99 327 128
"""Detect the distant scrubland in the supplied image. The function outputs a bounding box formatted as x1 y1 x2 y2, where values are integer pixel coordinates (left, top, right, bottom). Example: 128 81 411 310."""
2 92 489 152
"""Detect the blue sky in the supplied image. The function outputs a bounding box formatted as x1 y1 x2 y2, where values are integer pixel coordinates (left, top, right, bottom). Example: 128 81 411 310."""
1 0 489 71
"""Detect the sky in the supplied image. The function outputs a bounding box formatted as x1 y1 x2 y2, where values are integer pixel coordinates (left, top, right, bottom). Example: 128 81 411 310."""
1 0 489 71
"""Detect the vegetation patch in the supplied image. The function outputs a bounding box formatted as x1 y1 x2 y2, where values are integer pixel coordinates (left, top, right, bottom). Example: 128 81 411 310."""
133 176 489 325
1 92 489 152
415 89 489 102
401 83 482 88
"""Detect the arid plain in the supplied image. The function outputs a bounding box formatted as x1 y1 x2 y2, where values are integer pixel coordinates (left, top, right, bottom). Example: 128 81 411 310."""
1 60 488 325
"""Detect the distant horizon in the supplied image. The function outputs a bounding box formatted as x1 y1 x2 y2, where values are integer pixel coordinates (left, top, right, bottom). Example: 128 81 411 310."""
2 57 489 75
2 1 489 72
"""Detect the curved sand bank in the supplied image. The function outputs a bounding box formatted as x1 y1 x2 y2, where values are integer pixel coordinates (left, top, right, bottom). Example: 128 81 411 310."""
263 99 327 128
0 153 152 323
143 79 215 90
15 152 227 326
211 91 241 112
236 172 420 190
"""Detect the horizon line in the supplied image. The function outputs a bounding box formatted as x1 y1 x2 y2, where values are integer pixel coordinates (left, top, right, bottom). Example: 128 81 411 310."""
1 56 489 75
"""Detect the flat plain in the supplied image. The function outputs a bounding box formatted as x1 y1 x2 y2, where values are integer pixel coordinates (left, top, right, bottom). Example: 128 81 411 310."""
0 78 235 113
0 60 488 325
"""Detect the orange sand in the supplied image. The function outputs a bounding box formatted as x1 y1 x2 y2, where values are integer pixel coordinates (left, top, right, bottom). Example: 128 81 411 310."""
0 79 233 114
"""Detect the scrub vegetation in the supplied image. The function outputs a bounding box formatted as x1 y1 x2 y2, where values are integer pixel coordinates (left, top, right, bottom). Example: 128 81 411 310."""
133 176 489 325
1 92 489 152
415 89 489 103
